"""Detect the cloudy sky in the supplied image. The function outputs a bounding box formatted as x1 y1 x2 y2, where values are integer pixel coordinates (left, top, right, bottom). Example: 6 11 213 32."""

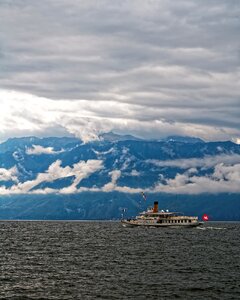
0 0 240 143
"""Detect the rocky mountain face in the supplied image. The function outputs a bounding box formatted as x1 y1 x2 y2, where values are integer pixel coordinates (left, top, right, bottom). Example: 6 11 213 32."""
0 134 239 220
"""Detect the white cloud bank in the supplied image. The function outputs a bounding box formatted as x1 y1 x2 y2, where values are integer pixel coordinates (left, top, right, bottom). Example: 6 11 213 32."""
0 0 240 143
0 159 103 195
0 154 239 195
26 145 64 155
148 154 240 169
0 89 239 144
153 163 240 194
0 166 18 183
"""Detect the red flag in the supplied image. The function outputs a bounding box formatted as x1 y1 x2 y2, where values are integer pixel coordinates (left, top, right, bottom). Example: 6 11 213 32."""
202 214 209 221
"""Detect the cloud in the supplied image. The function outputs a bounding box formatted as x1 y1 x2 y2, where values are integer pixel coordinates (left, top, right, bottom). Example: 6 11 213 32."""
6 159 103 194
146 154 240 194
26 145 64 155
130 170 140 176
102 170 121 192
0 0 239 142
0 166 18 182
148 154 240 169
0 89 239 143
233 138 240 145
77 154 240 194
0 157 239 195
152 163 240 194
60 159 104 194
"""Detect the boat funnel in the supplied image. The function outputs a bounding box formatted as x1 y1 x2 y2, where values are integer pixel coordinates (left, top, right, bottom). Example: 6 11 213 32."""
153 201 158 213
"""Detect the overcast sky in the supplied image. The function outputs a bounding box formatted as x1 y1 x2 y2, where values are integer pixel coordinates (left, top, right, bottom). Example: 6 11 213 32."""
0 0 240 143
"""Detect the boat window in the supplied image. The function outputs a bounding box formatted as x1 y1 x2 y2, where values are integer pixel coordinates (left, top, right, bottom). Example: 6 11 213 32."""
189 220 191 223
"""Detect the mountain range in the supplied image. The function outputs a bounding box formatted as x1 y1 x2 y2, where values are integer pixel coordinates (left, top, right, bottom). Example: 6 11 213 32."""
0 133 239 220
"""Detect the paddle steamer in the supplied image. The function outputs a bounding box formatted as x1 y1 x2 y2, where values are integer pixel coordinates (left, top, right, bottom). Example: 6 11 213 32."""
121 201 202 228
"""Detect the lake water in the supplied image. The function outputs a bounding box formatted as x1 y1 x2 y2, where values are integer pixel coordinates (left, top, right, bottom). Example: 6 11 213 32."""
0 221 239 299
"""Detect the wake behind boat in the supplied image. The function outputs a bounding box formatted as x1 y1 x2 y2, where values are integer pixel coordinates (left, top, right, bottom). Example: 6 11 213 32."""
121 201 202 228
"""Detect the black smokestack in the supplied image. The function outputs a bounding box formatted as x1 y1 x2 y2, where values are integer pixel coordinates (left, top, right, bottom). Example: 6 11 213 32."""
153 201 158 213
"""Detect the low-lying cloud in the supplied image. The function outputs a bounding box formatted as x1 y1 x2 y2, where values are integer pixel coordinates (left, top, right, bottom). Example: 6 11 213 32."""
148 154 240 169
0 153 239 195
0 159 104 194
153 163 240 194
26 145 65 155
0 166 18 183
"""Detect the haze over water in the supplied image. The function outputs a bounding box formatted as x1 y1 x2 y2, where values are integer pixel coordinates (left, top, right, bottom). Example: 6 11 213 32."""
0 221 239 299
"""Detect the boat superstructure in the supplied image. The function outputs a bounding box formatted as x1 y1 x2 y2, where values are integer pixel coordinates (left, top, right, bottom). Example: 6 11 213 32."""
121 201 202 228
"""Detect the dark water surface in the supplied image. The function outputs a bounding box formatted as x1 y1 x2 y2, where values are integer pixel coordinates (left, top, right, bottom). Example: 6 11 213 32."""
0 221 239 299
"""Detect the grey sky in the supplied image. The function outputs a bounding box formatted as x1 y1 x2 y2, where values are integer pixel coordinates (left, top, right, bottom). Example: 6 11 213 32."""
0 0 240 142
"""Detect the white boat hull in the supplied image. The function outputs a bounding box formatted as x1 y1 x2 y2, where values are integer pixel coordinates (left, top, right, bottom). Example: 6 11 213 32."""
121 220 203 228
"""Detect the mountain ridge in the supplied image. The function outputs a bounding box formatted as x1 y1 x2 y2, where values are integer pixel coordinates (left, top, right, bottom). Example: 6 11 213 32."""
0 134 239 220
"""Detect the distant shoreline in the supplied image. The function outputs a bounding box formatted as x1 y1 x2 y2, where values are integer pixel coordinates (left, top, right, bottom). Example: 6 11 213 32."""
0 219 239 223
